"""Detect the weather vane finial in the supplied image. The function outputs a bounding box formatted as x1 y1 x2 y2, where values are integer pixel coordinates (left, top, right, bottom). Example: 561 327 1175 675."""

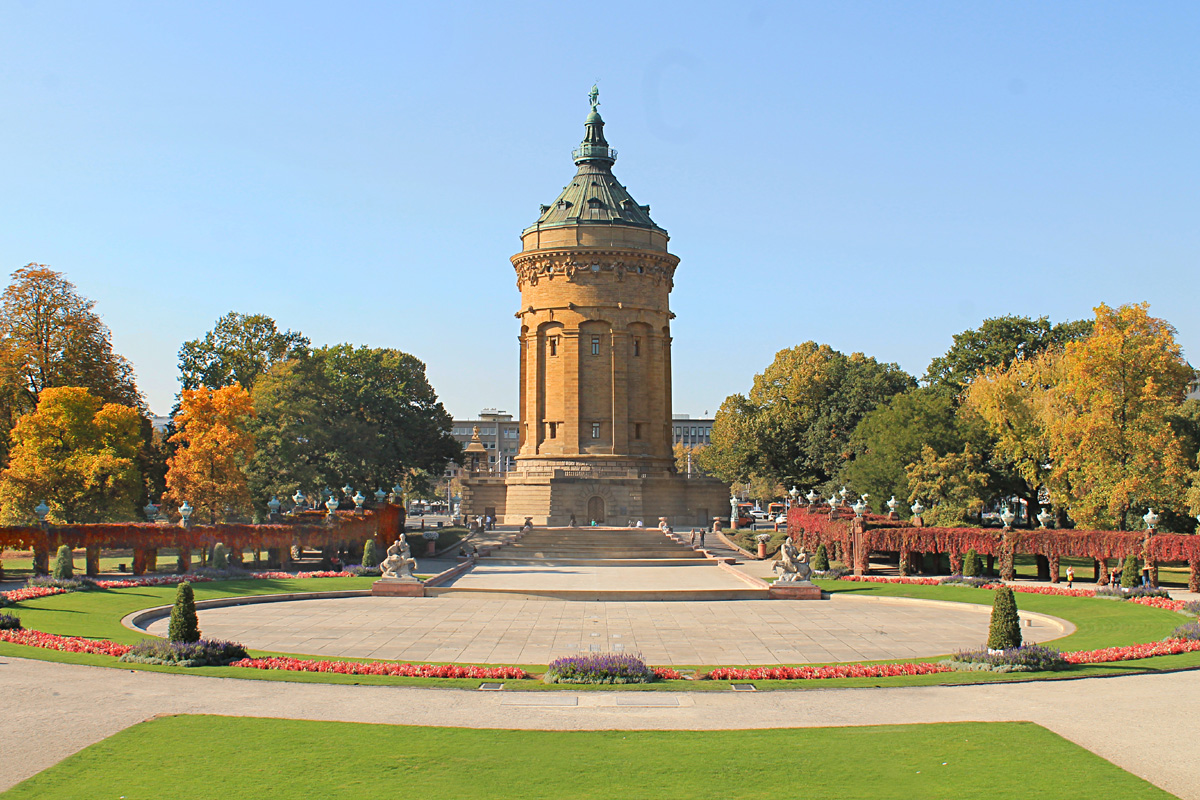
588 83 600 111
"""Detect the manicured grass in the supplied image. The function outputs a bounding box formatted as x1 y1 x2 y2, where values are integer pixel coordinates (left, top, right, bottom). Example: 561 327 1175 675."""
1 576 1196 690
2 716 1176 800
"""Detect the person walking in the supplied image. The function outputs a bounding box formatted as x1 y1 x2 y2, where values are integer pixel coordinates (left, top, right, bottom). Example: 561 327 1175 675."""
1066 565 1075 589
689 529 697 547
698 527 706 549
1141 559 1152 587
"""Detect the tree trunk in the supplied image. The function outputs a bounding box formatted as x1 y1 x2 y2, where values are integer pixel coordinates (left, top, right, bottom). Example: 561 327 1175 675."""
1096 558 1108 586
1048 555 1060 584
985 553 995 577
1190 559 1199 594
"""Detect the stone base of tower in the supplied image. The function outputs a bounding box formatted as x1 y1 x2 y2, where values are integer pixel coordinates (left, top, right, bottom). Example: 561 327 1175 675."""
489 469 728 528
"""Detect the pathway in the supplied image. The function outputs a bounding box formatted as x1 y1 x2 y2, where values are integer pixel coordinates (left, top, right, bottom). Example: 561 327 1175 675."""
0 656 1196 797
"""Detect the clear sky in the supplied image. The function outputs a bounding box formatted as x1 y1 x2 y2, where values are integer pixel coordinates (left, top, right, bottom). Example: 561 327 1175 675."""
2 1 1197 418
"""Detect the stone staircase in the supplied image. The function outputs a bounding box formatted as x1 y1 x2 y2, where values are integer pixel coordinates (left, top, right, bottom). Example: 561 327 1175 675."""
482 527 708 565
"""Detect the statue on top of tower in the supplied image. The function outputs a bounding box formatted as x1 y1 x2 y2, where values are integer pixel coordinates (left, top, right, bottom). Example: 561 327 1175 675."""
588 84 600 111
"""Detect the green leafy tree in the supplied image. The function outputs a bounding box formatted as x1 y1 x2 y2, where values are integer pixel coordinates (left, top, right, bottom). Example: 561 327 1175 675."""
987 586 1022 650
925 315 1092 389
52 545 74 580
1121 553 1139 589
212 543 229 570
905 444 989 526
247 346 460 510
962 548 980 577
811 543 829 571
844 386 989 511
362 539 379 569
167 582 200 643
0 387 143 524
178 312 309 392
700 343 913 489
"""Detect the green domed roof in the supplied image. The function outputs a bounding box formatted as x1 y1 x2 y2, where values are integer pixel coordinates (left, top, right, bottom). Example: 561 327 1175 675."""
524 92 663 234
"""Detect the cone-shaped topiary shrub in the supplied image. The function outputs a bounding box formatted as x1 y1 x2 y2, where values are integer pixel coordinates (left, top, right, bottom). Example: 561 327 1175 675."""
987 585 1022 650
212 543 229 570
1121 553 1139 588
811 543 829 571
168 582 200 643
962 549 980 577
52 545 74 580
362 539 379 569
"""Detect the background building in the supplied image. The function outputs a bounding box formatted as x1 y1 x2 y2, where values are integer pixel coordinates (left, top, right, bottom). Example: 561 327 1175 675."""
447 409 519 476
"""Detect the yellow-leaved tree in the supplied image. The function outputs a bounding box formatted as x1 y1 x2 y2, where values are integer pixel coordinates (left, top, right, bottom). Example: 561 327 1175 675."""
0 386 143 524
164 385 255 524
1047 304 1192 529
972 303 1192 530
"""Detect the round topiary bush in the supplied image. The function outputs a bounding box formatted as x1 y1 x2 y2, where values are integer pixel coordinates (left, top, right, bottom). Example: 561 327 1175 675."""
52 545 74 580
212 543 229 570
362 539 379 569
962 548 980 577
987 585 1022 651
168 582 200 643
0 612 22 631
1121 553 1139 588
811 544 829 572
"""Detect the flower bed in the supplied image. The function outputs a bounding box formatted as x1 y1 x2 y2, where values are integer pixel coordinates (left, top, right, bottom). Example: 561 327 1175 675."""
231 656 528 679
837 575 943 587
0 628 131 657
1127 596 1188 612
1 586 71 603
702 662 953 681
120 638 248 667
543 652 658 684
1063 639 1200 664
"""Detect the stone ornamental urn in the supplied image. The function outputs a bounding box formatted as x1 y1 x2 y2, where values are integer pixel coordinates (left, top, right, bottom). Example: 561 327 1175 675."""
421 529 440 557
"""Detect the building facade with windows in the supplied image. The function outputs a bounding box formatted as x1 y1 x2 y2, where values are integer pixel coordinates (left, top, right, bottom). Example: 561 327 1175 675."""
460 91 728 526
446 410 519 476
672 415 714 447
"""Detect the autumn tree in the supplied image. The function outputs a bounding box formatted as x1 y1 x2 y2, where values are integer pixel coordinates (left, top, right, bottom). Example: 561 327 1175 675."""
246 345 460 511
700 343 913 490
178 312 309 392
1044 303 1193 529
0 265 144 461
0 387 142 524
164 385 255 523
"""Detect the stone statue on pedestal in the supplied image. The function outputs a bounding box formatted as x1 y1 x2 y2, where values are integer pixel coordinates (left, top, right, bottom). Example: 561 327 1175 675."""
773 538 813 584
380 537 418 581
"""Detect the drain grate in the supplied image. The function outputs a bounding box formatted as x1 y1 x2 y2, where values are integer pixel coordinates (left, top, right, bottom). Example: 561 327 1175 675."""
731 683 757 692
477 682 505 691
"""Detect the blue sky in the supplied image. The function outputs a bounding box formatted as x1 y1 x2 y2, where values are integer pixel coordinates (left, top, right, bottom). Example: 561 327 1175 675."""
2 1 1197 418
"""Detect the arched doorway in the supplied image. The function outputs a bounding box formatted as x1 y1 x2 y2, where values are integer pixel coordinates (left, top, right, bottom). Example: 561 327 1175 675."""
587 496 605 525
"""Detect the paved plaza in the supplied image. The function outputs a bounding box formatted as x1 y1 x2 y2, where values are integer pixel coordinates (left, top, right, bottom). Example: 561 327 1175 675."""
146 593 1070 666
1 656 1196 798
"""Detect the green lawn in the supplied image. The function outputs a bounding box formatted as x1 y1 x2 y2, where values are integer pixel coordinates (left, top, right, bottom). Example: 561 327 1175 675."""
1 576 1196 690
0 716 1176 800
